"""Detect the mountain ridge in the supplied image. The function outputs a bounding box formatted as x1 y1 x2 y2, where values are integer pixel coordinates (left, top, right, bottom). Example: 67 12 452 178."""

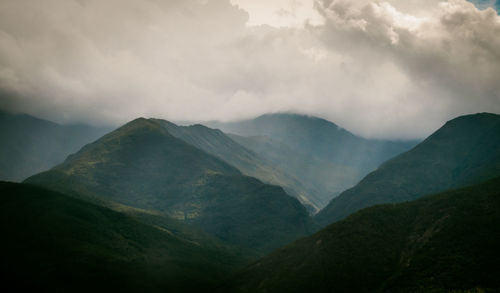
207 113 417 205
0 110 109 181
222 176 500 292
315 112 500 226
0 181 250 293
151 118 323 212
25 117 316 253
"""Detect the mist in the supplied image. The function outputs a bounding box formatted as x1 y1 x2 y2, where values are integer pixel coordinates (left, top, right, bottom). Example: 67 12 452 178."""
0 0 499 139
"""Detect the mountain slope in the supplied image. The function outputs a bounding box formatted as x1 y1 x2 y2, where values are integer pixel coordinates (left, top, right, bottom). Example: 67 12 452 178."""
315 113 500 226
25 118 316 253
0 110 108 181
0 182 248 293
223 176 500 293
208 113 416 204
208 113 415 169
228 133 362 203
152 119 322 212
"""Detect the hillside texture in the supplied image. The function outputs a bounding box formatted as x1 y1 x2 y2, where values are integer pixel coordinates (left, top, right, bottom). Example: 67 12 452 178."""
26 118 316 253
0 182 248 293
316 113 500 226
224 176 500 293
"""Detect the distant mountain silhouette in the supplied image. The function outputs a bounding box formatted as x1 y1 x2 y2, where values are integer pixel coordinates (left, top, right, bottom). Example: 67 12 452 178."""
0 110 108 181
208 113 416 206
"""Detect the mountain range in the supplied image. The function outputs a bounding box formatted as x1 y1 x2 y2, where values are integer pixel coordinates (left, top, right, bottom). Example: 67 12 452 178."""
153 119 321 212
1 109 499 292
223 176 500 292
25 118 316 253
208 113 417 207
0 110 108 181
315 113 500 226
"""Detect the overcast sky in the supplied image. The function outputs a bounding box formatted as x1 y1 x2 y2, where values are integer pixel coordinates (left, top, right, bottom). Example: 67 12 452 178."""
0 0 499 139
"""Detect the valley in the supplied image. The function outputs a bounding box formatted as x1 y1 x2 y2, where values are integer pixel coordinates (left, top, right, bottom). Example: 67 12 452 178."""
1 111 499 292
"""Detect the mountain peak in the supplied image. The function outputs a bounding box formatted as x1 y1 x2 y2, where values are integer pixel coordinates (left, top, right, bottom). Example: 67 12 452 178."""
315 111 500 226
25 117 315 252
254 112 342 129
117 117 164 133
445 112 500 126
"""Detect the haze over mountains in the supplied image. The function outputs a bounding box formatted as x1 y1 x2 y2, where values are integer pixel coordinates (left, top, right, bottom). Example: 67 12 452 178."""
208 114 417 208
0 110 108 181
1 109 500 292
315 113 500 226
1 0 499 291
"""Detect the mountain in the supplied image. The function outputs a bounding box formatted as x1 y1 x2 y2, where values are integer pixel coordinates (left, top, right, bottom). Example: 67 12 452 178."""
207 113 417 205
227 133 362 205
0 181 248 293
223 176 500 293
0 110 108 181
25 118 316 253
315 113 500 226
152 119 321 212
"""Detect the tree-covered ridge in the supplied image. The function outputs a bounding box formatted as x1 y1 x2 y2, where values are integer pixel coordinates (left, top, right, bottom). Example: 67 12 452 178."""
224 176 500 293
25 117 316 253
315 113 500 226
0 182 248 293
152 119 322 212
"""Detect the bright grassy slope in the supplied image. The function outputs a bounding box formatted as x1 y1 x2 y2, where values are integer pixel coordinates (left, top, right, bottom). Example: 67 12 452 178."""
315 113 500 226
0 182 248 293
224 176 500 293
25 118 316 253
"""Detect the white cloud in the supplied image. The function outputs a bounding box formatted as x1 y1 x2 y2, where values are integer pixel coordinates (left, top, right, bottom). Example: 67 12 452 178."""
0 0 498 139
313 0 500 137
231 0 324 27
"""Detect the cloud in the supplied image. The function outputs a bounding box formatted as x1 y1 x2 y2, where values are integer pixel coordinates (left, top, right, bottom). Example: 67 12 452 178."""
312 0 500 136
231 0 324 27
0 0 498 139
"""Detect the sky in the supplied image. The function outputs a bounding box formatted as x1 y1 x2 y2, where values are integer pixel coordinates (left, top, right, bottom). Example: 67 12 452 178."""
0 0 499 139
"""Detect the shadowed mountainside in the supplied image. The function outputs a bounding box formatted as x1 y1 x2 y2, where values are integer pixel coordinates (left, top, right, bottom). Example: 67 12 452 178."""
207 113 417 206
152 119 322 212
0 182 249 293
25 118 316 253
223 176 500 293
0 110 108 181
315 113 500 226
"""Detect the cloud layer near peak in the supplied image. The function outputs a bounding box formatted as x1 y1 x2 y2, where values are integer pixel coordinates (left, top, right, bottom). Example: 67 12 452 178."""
0 0 498 139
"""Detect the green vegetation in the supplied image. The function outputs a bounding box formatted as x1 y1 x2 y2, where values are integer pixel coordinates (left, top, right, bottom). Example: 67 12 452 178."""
223 176 500 293
315 113 500 226
153 119 322 212
208 113 416 208
228 133 362 207
3 112 499 292
25 118 316 253
0 182 248 293
0 110 108 181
